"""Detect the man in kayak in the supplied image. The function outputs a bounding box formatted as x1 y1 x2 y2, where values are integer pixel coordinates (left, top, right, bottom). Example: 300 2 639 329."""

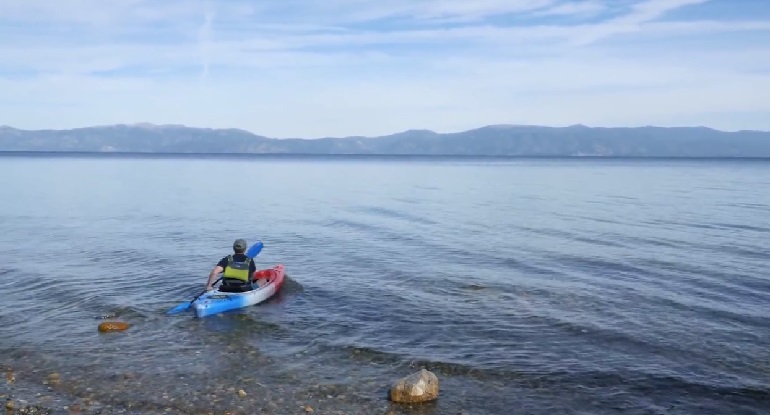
205 238 259 292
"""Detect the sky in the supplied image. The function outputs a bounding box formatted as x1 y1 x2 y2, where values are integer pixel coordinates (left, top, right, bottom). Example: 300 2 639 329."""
1 0 769 138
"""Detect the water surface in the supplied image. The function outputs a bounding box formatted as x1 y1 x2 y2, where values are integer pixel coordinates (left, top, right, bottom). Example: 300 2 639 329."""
1 154 769 414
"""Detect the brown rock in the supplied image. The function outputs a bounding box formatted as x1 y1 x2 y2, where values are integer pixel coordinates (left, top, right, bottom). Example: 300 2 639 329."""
98 321 130 332
389 369 439 404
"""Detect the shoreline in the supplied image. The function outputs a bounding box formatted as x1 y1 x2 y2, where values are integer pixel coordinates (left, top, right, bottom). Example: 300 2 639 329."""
2 357 452 415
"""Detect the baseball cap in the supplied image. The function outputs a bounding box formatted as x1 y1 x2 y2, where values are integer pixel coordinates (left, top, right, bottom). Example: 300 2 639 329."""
233 238 248 250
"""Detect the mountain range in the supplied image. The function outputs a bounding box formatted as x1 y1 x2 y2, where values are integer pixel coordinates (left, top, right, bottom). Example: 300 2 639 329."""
1 123 770 157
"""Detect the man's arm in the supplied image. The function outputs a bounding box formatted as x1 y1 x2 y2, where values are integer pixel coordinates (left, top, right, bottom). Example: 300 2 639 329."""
206 265 224 290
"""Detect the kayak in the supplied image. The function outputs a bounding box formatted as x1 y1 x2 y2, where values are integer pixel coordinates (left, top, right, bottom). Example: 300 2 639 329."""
191 264 285 318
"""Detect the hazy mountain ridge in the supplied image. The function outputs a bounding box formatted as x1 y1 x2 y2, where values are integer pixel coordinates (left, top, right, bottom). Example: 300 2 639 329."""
1 123 770 157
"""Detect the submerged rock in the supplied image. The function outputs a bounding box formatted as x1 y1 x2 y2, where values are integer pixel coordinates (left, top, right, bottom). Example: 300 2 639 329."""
97 321 130 332
389 369 439 404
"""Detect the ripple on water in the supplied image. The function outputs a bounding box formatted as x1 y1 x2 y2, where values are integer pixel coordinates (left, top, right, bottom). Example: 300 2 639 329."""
2 157 770 415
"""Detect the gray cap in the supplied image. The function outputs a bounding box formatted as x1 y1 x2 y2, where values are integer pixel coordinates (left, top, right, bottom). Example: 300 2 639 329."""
233 238 248 250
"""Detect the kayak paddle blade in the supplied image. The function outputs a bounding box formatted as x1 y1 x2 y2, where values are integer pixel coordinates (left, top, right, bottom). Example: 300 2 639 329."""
166 276 222 316
246 241 264 258
166 302 191 315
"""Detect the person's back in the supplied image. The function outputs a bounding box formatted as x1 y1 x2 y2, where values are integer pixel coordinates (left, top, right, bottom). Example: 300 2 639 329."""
206 238 257 292
220 252 255 290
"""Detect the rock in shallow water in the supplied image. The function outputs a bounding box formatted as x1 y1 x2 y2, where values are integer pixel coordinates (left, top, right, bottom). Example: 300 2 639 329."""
97 321 130 332
389 369 439 404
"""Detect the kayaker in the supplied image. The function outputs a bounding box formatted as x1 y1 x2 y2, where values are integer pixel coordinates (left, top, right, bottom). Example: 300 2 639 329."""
205 238 258 292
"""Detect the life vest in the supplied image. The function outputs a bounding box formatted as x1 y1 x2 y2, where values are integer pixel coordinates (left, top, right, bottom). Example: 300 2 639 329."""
222 255 252 283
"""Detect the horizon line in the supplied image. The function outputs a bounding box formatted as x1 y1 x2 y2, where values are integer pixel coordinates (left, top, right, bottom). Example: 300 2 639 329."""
2 150 770 161
2 122 770 139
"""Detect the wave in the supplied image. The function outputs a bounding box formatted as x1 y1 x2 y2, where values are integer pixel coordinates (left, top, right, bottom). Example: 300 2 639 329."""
352 205 438 226
308 341 770 402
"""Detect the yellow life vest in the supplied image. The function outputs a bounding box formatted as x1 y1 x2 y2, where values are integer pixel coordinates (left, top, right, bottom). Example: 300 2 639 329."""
222 255 252 282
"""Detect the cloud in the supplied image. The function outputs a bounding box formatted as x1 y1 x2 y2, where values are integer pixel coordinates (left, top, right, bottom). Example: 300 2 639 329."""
535 0 605 17
198 10 214 80
0 0 769 136
248 0 561 24
565 0 712 45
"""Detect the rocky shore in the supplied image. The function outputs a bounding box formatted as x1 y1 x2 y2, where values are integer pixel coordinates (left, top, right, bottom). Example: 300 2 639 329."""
3 363 448 415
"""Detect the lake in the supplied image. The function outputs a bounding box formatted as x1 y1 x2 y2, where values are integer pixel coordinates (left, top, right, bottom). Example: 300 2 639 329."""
1 153 769 415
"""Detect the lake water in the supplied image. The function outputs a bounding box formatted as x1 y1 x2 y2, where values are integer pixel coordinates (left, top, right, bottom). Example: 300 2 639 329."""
1 153 769 415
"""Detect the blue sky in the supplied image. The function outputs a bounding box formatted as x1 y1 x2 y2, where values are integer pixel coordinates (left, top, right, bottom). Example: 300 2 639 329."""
1 0 769 137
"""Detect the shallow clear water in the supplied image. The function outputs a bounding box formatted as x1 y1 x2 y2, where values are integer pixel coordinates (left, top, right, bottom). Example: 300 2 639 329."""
1 154 769 414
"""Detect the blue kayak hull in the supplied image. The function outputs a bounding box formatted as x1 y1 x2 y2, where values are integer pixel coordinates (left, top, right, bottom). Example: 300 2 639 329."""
192 264 285 318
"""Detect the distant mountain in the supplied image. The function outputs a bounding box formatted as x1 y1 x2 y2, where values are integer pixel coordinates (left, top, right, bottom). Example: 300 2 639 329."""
1 123 770 157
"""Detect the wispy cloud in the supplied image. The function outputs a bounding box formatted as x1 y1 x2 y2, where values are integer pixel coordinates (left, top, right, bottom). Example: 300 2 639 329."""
198 9 214 81
535 1 605 17
0 0 769 136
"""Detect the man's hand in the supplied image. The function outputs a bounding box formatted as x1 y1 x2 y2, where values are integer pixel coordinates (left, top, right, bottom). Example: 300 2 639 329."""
205 285 214 291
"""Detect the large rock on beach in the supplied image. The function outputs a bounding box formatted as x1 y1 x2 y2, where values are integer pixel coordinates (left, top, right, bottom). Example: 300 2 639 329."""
389 369 439 404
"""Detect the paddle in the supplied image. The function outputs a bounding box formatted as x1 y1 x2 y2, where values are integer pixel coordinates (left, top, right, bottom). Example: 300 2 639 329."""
165 277 221 315
246 240 264 259
166 240 264 315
